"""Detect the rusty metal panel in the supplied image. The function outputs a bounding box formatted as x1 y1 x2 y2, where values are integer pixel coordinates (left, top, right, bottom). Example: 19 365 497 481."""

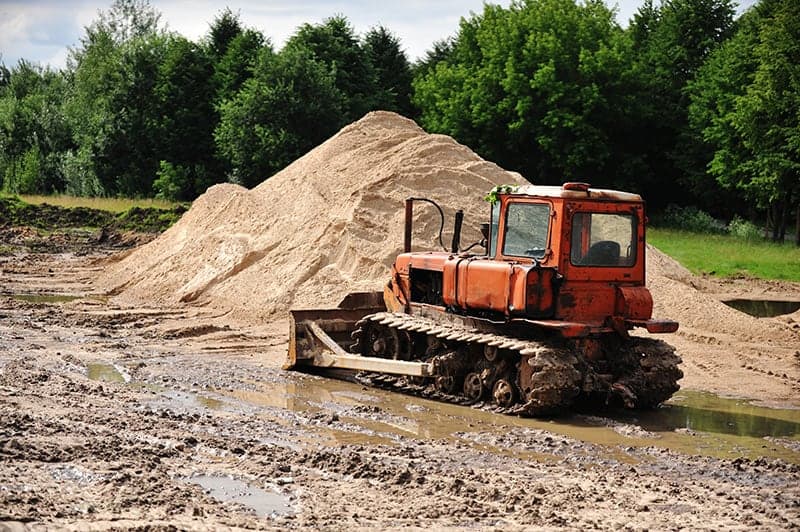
556 284 617 324
458 259 512 313
615 285 653 320
524 267 558 318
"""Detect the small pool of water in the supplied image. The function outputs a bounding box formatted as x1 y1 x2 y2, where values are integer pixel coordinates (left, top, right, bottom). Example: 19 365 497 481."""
224 375 800 463
12 294 81 304
722 298 800 317
185 475 292 517
615 391 800 439
86 363 129 383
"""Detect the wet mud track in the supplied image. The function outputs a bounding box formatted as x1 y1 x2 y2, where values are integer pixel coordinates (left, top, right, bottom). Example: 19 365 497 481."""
1 251 799 530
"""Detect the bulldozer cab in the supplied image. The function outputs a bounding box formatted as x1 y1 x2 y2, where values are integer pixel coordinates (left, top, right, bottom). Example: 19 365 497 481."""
488 183 646 286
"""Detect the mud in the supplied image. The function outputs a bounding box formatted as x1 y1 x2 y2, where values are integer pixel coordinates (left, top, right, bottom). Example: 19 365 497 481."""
1 247 799 530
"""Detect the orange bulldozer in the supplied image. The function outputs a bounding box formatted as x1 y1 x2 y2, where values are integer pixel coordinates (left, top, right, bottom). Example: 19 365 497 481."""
285 183 682 415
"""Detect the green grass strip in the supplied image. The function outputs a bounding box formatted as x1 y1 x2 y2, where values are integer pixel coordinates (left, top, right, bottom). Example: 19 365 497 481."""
649 228 800 282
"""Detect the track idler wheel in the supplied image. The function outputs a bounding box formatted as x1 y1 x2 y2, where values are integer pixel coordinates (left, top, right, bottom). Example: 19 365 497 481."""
492 379 517 408
435 375 458 394
463 372 484 401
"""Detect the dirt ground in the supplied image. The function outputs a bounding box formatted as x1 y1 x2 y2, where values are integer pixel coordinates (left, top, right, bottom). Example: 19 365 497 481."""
1 232 799 531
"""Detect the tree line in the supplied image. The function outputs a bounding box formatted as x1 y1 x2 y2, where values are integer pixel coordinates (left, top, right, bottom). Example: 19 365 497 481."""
0 0 797 243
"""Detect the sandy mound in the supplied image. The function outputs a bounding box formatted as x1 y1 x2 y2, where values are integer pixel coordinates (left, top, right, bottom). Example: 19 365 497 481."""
99 112 524 319
646 246 799 404
646 245 795 343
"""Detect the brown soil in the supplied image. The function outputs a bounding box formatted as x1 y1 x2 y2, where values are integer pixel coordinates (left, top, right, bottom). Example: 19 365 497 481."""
2 112 799 529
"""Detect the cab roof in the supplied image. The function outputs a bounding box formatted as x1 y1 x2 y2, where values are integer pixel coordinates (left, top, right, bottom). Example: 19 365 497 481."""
508 183 642 202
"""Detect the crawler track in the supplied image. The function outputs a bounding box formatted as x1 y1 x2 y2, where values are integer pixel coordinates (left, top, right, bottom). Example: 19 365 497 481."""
349 312 682 416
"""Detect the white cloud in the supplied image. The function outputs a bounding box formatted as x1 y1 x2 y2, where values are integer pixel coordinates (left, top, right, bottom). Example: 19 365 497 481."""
0 0 762 70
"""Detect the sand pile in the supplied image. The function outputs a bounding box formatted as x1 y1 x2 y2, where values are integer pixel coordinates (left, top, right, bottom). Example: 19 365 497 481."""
99 112 525 318
646 246 795 343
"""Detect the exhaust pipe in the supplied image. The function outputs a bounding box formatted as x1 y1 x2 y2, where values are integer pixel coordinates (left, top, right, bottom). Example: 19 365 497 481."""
451 210 463 253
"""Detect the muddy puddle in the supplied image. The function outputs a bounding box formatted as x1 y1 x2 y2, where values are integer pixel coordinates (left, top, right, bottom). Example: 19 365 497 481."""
183 475 293 518
214 374 800 464
722 298 800 317
12 294 81 304
86 362 130 383
88 359 800 464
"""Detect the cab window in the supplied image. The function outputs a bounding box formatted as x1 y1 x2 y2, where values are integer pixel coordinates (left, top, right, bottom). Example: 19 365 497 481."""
489 202 500 256
502 203 550 259
570 212 636 267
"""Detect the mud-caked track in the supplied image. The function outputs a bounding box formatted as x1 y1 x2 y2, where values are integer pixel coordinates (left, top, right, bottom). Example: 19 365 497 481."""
349 312 682 416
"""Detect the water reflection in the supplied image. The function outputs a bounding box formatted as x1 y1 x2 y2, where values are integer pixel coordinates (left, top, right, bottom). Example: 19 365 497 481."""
184 474 292 517
635 392 800 438
12 294 81 304
722 298 800 317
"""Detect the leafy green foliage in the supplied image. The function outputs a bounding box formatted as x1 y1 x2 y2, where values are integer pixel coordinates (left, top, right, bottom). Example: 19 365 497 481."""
626 0 735 208
212 29 268 105
688 0 799 241
64 1 168 197
653 204 726 233
215 47 345 187
154 36 220 199
0 61 72 194
413 38 454 77
286 16 377 122
727 216 762 240
153 161 190 201
413 0 641 188
484 184 519 204
207 8 243 61
363 26 415 117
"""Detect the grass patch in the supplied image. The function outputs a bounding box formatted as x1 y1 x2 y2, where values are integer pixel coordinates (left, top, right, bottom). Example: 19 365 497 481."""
649 228 800 282
0 195 186 233
13 194 180 213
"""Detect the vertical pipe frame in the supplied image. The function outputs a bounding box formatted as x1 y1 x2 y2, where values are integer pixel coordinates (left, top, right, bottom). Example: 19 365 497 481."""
404 198 413 253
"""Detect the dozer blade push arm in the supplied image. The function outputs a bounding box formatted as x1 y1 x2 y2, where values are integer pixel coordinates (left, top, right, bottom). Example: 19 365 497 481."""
300 321 433 377
285 291 433 378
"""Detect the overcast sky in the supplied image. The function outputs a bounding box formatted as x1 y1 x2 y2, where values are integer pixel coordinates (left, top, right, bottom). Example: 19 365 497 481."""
1 0 757 70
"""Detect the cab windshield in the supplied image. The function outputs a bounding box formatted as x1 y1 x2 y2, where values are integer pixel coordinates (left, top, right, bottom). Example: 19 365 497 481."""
570 212 636 267
502 203 550 259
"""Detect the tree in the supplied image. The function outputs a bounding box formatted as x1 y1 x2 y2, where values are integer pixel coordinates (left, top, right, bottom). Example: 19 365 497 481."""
363 26 414 117
91 0 162 44
0 61 72 194
629 0 736 208
64 0 169 196
207 7 242 62
285 15 377 121
212 29 268 105
413 0 639 189
414 38 455 77
153 36 218 200
689 0 800 243
215 47 346 187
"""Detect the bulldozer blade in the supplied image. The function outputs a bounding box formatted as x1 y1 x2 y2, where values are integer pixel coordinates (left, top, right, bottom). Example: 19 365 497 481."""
285 291 384 371
286 291 433 378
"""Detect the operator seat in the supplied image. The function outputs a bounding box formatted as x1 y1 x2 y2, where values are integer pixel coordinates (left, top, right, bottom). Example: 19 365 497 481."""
584 240 620 266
